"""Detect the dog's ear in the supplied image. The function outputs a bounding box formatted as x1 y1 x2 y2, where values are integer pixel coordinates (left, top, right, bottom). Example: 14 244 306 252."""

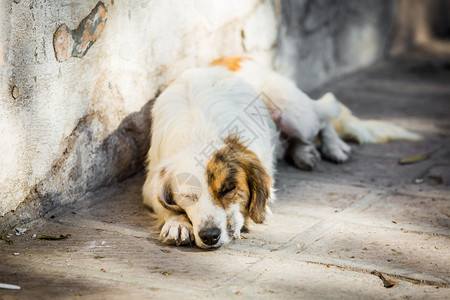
157 169 184 213
221 135 272 223
243 155 271 224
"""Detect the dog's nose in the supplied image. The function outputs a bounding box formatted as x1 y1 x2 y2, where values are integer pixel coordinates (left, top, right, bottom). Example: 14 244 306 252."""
198 227 221 246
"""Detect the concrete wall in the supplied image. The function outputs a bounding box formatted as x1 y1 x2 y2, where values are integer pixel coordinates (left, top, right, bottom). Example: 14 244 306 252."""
275 0 396 91
0 0 398 231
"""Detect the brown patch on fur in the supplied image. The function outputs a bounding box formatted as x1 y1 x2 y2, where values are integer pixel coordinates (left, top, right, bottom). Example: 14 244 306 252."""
206 136 272 223
210 57 249 72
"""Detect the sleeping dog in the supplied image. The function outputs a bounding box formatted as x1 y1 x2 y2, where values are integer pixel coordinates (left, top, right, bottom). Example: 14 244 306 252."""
142 57 421 249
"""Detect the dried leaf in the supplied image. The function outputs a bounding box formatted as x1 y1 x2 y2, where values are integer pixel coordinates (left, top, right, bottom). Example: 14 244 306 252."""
371 270 396 288
398 152 430 165
1 235 13 245
37 234 71 240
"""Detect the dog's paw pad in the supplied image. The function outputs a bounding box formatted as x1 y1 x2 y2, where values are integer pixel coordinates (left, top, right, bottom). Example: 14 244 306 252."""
159 217 194 246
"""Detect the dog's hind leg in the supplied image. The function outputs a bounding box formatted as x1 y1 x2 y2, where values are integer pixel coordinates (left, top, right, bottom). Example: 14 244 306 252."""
287 138 321 170
319 122 351 163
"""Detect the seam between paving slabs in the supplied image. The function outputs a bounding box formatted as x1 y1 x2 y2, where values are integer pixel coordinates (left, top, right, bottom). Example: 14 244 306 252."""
295 255 450 288
212 256 273 293
276 191 387 251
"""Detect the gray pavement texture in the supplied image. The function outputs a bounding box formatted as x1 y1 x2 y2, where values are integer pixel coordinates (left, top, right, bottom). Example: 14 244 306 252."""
1 58 449 299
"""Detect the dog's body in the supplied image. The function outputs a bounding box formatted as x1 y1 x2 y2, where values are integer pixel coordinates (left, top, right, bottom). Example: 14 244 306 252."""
143 57 421 249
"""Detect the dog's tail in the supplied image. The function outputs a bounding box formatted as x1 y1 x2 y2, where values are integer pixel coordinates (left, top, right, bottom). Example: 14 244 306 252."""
314 93 423 144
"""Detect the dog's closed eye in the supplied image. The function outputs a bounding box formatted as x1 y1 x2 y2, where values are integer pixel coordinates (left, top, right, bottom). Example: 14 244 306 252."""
220 184 236 197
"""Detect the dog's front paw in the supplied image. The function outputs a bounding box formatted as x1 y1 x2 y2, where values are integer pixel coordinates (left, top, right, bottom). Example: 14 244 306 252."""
159 215 194 246
321 139 351 163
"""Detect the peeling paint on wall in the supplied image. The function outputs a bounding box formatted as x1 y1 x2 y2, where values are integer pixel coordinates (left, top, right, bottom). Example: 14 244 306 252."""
53 2 107 62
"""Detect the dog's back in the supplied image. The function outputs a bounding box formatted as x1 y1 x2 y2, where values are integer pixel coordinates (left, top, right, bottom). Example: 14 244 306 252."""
148 67 277 171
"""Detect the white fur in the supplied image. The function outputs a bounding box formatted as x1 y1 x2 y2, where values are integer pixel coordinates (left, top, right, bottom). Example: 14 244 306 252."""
143 67 277 248
143 58 421 248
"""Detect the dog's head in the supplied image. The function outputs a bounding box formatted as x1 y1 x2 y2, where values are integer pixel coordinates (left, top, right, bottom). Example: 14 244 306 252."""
157 136 272 248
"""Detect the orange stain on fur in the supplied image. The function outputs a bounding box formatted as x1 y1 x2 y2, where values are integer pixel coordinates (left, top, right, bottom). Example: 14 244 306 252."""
210 57 248 72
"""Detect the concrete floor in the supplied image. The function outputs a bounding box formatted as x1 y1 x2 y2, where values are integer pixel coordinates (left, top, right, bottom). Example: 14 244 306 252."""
1 58 449 299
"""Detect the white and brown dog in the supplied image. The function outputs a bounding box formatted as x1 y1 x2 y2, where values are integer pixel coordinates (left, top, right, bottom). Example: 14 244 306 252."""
142 57 421 249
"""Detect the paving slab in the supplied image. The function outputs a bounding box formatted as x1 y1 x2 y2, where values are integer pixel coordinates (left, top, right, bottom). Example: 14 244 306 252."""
1 58 450 299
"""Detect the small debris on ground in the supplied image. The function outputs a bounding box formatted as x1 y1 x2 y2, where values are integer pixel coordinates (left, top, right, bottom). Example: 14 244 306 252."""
371 270 396 288
37 234 71 240
414 178 423 184
14 228 27 236
1 235 13 245
160 271 171 276
13 253 19 256
0 283 21 290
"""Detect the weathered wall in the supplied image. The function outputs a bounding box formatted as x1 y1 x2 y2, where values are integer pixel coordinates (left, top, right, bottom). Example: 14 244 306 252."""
0 0 279 229
275 0 396 91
